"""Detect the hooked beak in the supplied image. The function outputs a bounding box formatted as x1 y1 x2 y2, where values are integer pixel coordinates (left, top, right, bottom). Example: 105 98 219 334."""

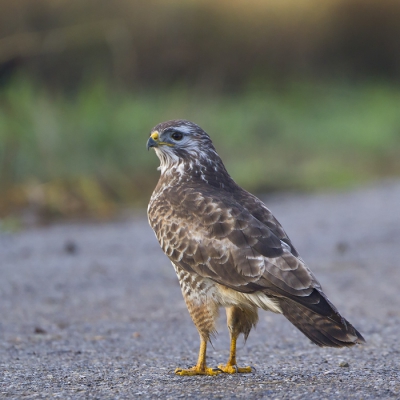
146 130 174 150
147 131 159 150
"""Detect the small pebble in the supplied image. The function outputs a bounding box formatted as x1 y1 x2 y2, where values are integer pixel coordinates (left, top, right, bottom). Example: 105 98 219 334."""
64 240 78 254
339 361 349 368
336 241 349 254
34 327 47 335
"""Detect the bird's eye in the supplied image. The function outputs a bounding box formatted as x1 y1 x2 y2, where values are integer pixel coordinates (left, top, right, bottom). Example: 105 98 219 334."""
171 131 183 141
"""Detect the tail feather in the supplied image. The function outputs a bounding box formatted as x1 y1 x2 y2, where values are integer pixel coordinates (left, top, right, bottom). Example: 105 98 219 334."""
279 297 365 347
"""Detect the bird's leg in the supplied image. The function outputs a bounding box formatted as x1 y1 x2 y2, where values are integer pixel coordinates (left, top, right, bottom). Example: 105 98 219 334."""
218 307 253 373
218 334 252 373
175 337 221 376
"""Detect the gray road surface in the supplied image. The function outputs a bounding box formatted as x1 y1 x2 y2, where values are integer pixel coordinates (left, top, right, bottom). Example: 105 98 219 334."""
1 180 400 399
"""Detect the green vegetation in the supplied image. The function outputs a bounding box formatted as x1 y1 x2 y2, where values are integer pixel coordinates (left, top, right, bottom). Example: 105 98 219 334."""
1 0 400 220
1 78 400 219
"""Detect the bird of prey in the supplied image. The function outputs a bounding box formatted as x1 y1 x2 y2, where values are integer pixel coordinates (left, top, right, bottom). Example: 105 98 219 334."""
147 120 364 376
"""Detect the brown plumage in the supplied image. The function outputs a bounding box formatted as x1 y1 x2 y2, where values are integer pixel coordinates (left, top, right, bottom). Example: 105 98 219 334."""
147 120 364 376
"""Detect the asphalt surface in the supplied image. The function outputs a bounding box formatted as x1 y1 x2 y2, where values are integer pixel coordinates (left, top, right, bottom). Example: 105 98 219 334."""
1 180 399 399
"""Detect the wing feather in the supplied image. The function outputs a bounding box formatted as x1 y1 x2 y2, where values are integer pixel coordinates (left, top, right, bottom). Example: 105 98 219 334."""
152 187 319 299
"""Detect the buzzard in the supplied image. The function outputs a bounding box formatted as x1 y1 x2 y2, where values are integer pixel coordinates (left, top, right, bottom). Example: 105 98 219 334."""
147 120 364 376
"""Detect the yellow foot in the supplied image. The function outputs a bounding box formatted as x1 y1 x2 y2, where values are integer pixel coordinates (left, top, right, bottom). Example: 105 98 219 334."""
175 366 222 376
217 364 252 374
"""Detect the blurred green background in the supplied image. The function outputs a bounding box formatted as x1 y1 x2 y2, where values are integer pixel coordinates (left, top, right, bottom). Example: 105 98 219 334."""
1 0 400 222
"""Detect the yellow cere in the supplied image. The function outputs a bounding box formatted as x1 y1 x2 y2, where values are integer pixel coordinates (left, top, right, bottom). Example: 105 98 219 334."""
151 131 159 140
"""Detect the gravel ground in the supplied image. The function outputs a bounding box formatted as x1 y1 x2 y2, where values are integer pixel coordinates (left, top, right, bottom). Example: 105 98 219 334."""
1 180 399 399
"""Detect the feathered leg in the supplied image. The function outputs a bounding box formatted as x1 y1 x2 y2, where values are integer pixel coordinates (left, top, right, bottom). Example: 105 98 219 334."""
174 268 221 376
218 306 257 374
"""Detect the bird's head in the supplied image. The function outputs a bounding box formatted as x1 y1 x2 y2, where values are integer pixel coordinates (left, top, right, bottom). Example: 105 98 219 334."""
147 120 218 173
